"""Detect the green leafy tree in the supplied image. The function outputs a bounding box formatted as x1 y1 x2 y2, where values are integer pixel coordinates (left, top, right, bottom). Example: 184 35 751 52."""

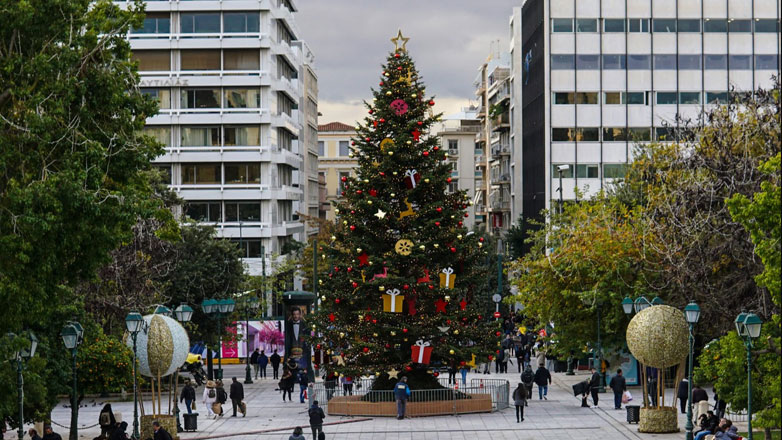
77 327 135 395
308 36 498 388
0 0 163 424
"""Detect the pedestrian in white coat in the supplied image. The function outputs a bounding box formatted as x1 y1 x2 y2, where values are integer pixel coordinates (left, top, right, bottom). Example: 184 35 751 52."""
203 380 218 419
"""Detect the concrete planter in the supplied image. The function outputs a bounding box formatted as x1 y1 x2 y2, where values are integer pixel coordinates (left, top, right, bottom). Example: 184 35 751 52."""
639 407 679 433
327 393 492 417
140 414 178 440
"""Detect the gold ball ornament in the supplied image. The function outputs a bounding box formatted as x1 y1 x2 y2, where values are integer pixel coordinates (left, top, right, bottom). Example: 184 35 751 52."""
379 286 385 292
449 349 455 355
433 243 439 248
411 93 417 98
424 178 430 183
406 140 412 145
419 245 426 250
390 193 396 197
626 305 689 368
388 151 394 156
453 329 460 335
444 153 449 158
373 333 378 337
392 172 398 176
457 234 463 240
368 200 373 205
445 295 451 301
321 295 326 301
386 91 392 96
390 331 396 336
339 332 345 338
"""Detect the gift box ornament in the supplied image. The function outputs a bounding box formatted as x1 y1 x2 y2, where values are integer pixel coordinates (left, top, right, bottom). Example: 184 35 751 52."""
382 288 404 313
439 267 456 289
411 340 432 365
404 169 421 189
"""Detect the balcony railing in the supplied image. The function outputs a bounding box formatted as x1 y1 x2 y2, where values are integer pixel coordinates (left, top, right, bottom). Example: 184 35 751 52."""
491 144 511 157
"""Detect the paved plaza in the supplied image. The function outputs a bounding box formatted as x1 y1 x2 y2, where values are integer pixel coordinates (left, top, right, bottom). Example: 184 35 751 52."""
42 364 720 440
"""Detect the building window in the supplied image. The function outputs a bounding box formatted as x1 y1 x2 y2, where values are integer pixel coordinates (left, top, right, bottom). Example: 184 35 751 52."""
551 128 599 142
181 89 220 109
575 19 598 32
628 18 650 32
133 12 170 34
141 88 171 109
277 92 296 116
278 201 293 222
678 55 702 70
728 19 751 32
705 54 727 70
278 56 297 80
551 54 575 70
628 127 651 141
603 164 627 179
677 19 701 32
552 18 573 32
132 50 170 71
551 164 574 178
143 126 172 147
755 19 780 33
655 127 676 141
224 49 260 70
224 202 261 222
184 202 222 223
576 164 599 178
181 163 221 184
624 92 646 105
277 19 295 45
706 92 729 104
224 12 260 33
576 55 600 70
603 19 625 32
602 54 626 70
181 126 220 147
553 92 598 105
729 55 752 70
653 55 677 70
234 239 263 258
704 19 728 32
181 50 220 70
448 181 459 193
628 54 651 70
276 164 292 186
679 92 701 105
224 126 260 146
603 127 627 141
604 92 622 105
755 55 778 70
338 140 350 156
317 141 325 156
652 19 677 33
224 163 260 184
180 13 220 34
448 139 458 152
656 92 678 105
225 88 261 108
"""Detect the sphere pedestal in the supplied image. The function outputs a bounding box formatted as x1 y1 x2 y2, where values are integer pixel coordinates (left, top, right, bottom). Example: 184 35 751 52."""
141 414 178 440
639 407 679 433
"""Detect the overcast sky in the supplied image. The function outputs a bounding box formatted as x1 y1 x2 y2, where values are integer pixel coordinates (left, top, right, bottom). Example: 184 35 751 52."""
296 1 519 126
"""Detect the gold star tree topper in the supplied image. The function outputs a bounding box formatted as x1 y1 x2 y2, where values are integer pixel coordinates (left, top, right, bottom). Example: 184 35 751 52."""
391 29 410 52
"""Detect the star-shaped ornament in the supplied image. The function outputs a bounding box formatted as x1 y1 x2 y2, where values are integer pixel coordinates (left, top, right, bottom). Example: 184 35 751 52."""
357 252 370 266
374 209 387 219
435 298 448 313
387 368 400 379
391 29 410 53
437 326 450 334
459 299 468 311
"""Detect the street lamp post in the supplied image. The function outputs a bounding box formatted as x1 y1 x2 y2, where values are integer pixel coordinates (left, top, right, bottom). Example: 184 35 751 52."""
556 165 568 215
243 295 259 384
170 304 193 433
202 298 236 380
60 322 84 440
7 331 38 440
125 312 146 440
683 301 701 440
734 312 762 440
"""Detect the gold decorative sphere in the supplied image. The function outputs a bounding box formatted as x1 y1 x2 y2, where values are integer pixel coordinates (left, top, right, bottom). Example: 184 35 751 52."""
626 305 689 368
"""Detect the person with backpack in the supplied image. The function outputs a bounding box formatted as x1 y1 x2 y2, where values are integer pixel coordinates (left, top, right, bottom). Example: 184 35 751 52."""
534 364 551 400
179 380 196 414
512 383 527 422
202 380 217 418
308 400 326 440
520 365 535 403
258 350 269 379
394 376 411 420
270 350 281 379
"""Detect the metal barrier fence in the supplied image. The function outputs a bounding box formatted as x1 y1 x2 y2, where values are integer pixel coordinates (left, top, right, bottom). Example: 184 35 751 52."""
308 379 510 415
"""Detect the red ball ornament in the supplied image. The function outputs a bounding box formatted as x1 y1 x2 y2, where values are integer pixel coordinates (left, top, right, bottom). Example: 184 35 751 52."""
460 361 466 366
369 189 378 197
316 344 322 350
405 366 413 372
365 137 371 142
363 347 370 353
403 284 409 290
496 349 501 354
371 319 377 324
333 266 340 272
394 53 401 58
351 141 356 146
350 210 356 214
379 82 384 86
397 66 403 71
379 118 386 123
464 213 469 218
356 190 362 195
436 207 442 212
335 298 341 304
423 151 429 157
479 237 484 242
385 343 391 348
446 320 451 325
351 282 358 288
350 225 356 231
433 146 439 151
429 100 435 106
433 372 440 377
369 109 374 114
341 176 347 182
488 355 494 361
379 172 385 176
435 222 440 227
402 328 408 333
495 331 501 337
450 247 457 253
446 178 452 183
347 267 353 272
458 221 463 227
417 121 423 126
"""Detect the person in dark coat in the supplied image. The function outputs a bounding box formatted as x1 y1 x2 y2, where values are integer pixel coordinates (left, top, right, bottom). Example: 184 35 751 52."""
229 377 245 417
608 369 627 409
270 350 282 379
534 365 551 400
109 422 128 440
250 348 260 379
151 421 172 440
41 425 62 440
713 388 727 419
520 364 535 402
258 350 269 379
308 400 326 439
512 383 527 422
281 367 294 401
589 367 601 407
298 369 309 403
215 380 228 416
98 403 117 438
692 384 709 421
180 380 196 414
677 378 689 414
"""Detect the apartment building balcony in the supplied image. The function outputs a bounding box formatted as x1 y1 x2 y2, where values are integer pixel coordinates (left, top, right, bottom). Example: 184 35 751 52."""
490 172 510 185
490 144 511 159
489 85 509 103
491 112 510 129
155 145 302 168
147 108 272 126
475 204 487 214
136 0 277 13
128 32 273 51
172 184 302 201
490 200 511 212
138 70 270 88
209 219 303 239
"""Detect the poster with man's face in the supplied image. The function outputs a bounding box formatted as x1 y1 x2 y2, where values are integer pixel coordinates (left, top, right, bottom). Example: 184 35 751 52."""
285 306 307 365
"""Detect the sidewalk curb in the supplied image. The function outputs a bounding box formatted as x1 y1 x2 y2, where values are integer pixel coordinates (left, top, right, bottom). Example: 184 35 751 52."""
180 417 373 440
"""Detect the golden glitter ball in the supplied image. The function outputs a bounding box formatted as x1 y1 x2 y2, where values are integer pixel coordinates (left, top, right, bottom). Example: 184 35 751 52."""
454 329 460 335
357 248 362 253
321 295 326 301
390 193 396 197
406 140 412 145
445 295 451 301
626 305 689 368
457 234 463 239
390 331 396 336
433 243 439 248
379 286 386 292
412 93 417 98
392 172 398 176
373 333 378 337
331 235 336 241
386 91 392 96
424 178 430 183
363 179 369 183
419 245 426 250
478 242 483 247
449 349 455 355
388 151 394 156
343 220 348 225
339 332 345 338
367 200 373 205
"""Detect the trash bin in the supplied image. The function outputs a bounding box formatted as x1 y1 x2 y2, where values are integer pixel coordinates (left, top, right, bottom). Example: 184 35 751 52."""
183 413 198 431
626 405 640 424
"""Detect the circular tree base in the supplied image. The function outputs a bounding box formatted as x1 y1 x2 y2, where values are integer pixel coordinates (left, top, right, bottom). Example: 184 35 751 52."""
639 407 679 433
327 393 492 417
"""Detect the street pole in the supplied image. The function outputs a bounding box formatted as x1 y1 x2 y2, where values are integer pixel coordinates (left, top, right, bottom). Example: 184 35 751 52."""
217 315 223 380
745 339 753 440
244 308 253 384
313 239 318 312
597 304 605 392
685 322 695 440
17 359 23 440
558 169 564 215
69 350 78 440
131 332 140 440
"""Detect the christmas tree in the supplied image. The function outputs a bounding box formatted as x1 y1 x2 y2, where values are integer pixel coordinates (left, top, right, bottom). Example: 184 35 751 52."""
309 31 498 389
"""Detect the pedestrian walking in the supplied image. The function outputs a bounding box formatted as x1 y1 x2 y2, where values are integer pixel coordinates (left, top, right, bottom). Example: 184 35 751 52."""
281 367 294 401
515 346 524 373
394 376 411 420
588 367 601 407
215 380 228 416
512 383 527 422
109 421 128 440
202 380 217 418
609 369 627 409
308 400 326 440
250 348 260 379
270 349 281 379
41 425 62 440
180 380 196 414
459 365 468 386
324 370 337 400
258 350 269 379
534 364 551 400
98 403 117 438
447 361 457 385
677 378 689 414
692 384 709 421
229 377 245 417
288 426 306 440
151 421 172 440
298 369 309 403
646 367 658 407
27 429 41 440
495 347 505 373
341 375 353 396
520 364 535 402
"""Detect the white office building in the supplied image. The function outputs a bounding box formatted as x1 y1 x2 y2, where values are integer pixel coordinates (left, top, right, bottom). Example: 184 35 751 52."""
517 0 780 221
122 0 318 275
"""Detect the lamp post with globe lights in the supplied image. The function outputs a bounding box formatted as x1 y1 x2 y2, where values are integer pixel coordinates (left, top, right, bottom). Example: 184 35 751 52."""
734 311 763 440
125 312 147 440
60 322 84 440
682 301 701 440
6 331 38 440
202 298 236 380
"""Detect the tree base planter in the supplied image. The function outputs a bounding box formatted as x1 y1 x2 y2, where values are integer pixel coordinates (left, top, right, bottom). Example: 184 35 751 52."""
140 414 178 440
639 407 679 433
327 393 492 417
